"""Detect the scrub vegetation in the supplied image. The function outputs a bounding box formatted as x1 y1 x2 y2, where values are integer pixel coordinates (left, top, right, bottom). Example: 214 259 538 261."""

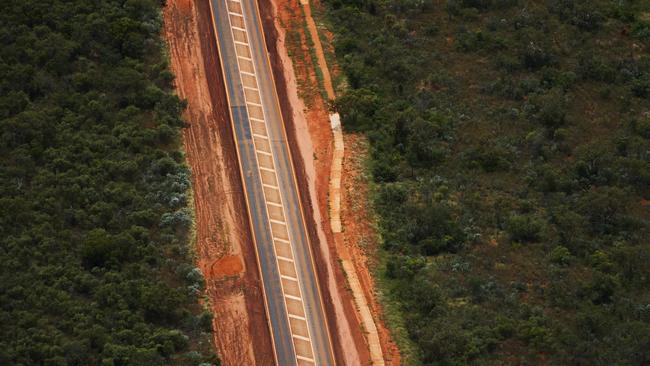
0 0 218 364
325 0 650 364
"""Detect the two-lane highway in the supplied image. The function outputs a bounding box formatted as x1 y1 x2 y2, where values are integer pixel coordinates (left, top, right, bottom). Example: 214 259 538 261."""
208 0 335 364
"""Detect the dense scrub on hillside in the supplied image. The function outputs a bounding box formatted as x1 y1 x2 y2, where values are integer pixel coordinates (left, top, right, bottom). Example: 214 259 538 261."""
326 0 650 364
0 0 218 365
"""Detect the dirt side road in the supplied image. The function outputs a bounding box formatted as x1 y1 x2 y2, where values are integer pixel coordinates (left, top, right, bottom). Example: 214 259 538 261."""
163 1 274 364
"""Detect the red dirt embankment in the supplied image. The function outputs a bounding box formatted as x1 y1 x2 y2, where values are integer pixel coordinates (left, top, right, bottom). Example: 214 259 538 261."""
163 1 274 364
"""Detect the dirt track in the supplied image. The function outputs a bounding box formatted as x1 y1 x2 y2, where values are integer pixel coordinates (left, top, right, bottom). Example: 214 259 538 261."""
163 1 274 364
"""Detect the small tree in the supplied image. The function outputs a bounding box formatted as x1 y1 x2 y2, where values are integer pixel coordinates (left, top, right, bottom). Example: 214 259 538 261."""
507 214 543 243
527 89 568 128
550 245 572 265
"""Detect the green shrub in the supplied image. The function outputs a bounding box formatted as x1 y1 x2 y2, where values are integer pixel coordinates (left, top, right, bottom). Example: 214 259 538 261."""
578 53 616 82
631 20 650 39
527 89 568 128
634 115 650 138
632 76 650 98
550 245 572 265
507 214 543 243
571 7 604 31
520 40 555 70
589 250 614 272
336 88 381 131
464 144 512 172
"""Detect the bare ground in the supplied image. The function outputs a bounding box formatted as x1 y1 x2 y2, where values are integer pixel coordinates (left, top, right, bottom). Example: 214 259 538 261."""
163 1 274 364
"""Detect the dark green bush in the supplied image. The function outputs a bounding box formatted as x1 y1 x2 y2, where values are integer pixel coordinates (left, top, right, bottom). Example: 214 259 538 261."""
527 89 568 128
632 20 650 39
635 115 650 138
507 214 543 243
632 76 650 98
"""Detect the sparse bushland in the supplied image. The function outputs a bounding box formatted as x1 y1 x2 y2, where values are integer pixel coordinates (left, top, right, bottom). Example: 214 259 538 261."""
0 0 218 365
325 0 650 364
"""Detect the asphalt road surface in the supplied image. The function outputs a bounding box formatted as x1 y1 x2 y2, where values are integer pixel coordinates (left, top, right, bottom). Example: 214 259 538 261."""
208 0 335 364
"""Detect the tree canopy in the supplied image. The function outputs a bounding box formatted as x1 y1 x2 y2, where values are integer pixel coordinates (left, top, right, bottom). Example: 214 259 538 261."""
325 0 650 364
0 0 217 364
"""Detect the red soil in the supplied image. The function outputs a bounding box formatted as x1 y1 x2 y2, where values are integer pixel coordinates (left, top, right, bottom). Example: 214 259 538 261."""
209 255 244 278
163 1 274 365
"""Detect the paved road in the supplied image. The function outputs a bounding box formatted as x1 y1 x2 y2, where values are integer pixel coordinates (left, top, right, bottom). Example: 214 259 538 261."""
208 0 335 364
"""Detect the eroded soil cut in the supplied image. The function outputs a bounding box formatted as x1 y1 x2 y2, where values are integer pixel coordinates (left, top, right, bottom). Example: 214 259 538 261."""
341 135 401 366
